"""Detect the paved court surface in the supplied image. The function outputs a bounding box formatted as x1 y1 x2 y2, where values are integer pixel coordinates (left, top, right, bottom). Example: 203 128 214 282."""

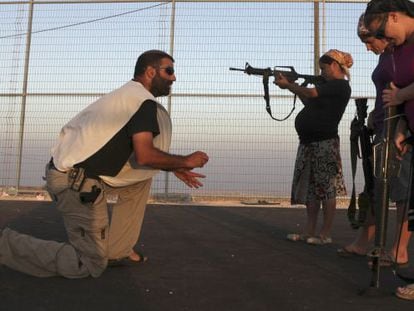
1 200 413 311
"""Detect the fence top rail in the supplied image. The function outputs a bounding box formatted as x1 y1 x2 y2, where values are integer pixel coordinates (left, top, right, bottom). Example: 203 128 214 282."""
0 92 376 100
0 0 371 5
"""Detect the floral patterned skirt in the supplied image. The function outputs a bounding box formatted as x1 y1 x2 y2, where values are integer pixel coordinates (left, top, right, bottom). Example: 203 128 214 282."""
291 137 346 205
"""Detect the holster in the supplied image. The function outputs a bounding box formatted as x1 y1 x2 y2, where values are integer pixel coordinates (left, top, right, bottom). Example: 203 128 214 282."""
79 185 102 204
49 158 101 204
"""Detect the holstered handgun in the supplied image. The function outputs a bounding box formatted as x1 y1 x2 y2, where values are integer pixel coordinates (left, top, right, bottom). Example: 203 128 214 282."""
79 185 101 204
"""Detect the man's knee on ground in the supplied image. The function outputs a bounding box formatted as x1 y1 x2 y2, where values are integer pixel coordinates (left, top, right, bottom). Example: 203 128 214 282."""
56 241 108 279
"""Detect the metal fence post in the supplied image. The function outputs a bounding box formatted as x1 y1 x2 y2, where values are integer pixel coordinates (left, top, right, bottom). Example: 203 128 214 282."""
164 0 176 196
16 0 35 192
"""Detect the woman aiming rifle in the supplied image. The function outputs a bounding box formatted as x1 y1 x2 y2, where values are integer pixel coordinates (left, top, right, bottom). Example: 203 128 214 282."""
274 49 352 245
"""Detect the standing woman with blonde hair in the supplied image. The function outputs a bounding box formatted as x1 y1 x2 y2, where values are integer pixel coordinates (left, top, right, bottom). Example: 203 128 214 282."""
275 49 352 245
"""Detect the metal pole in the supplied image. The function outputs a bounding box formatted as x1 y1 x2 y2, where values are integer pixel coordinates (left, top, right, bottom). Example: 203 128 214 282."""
164 0 176 195
313 1 320 75
16 0 35 191
322 0 326 53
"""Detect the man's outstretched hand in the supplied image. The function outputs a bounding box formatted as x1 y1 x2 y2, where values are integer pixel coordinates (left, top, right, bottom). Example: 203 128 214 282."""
174 169 206 188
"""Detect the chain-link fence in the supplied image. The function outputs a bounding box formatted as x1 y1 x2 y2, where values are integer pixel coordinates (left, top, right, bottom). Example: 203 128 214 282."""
1 0 374 202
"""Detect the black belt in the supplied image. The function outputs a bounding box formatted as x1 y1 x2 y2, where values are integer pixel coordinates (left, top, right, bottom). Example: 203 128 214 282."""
49 158 100 181
49 158 61 172
48 159 101 201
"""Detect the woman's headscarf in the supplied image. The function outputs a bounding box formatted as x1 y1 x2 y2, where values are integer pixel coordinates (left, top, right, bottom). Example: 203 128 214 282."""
322 49 353 80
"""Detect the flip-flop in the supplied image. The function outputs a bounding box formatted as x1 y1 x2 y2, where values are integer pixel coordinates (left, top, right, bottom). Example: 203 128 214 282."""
108 251 148 267
337 247 366 258
286 233 309 242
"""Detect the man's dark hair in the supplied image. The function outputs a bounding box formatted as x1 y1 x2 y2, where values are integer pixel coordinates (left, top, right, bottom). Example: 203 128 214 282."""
133 50 174 78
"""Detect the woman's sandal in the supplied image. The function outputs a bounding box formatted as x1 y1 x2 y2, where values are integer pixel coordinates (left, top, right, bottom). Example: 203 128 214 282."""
286 233 309 242
306 236 332 245
396 283 414 301
367 252 409 269
337 247 366 258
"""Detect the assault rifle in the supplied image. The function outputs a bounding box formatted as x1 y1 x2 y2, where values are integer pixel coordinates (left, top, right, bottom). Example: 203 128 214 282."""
365 104 402 293
348 98 374 229
229 63 325 121
229 62 324 85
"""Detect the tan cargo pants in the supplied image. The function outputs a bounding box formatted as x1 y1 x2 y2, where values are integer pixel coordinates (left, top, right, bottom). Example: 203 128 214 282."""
0 164 152 278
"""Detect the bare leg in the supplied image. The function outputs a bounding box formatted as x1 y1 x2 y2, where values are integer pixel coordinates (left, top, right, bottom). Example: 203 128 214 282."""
319 198 336 238
343 212 375 255
344 225 375 255
305 200 321 237
391 201 412 264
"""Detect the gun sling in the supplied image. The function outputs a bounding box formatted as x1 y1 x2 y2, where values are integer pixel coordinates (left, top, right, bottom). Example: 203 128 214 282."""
262 72 297 121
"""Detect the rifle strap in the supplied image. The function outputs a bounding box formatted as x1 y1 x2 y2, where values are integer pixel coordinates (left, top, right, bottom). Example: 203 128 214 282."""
262 73 296 121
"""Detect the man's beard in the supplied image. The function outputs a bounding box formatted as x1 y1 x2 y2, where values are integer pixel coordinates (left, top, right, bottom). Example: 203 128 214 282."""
150 75 171 97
